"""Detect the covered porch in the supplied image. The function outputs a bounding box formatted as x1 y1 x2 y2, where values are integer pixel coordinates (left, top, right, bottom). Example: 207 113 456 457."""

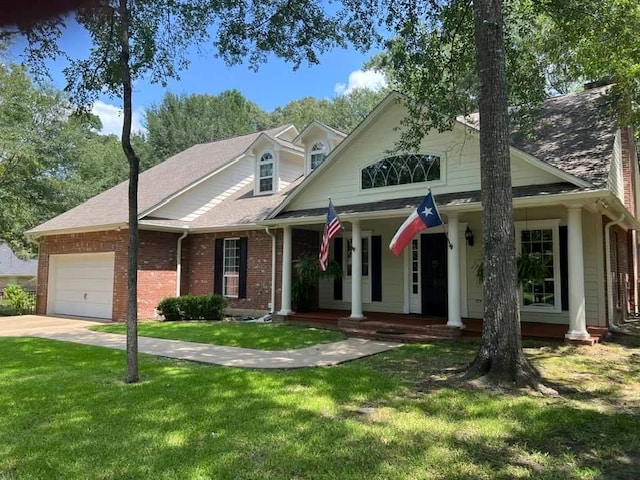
279 309 608 344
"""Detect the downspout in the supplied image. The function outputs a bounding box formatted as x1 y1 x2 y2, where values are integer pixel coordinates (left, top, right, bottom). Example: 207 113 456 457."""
265 226 277 314
176 230 188 297
605 214 625 332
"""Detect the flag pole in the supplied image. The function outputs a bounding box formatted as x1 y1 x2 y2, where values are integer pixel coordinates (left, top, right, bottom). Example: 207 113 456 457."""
428 187 453 250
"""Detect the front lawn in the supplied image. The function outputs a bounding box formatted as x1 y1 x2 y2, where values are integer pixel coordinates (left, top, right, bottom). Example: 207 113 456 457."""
90 321 347 350
1 336 639 479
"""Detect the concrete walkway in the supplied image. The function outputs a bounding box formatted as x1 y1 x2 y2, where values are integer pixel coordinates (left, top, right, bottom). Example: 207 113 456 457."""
0 315 401 369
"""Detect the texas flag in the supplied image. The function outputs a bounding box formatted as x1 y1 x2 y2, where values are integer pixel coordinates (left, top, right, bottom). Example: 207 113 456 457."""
389 192 443 256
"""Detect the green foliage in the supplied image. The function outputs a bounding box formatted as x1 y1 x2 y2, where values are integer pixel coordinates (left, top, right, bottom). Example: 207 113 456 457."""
0 63 129 255
157 294 228 321
475 253 548 287
145 90 271 162
292 255 342 311
2 284 35 315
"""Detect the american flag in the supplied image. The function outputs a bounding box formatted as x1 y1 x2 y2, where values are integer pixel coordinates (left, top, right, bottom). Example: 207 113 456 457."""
319 199 343 271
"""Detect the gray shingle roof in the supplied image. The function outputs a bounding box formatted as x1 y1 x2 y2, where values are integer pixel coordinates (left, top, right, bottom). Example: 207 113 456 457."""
461 86 616 188
29 126 292 234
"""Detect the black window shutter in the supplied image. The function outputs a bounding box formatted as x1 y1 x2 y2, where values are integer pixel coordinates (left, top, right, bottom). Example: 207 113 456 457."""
334 237 343 300
559 226 569 311
371 235 382 301
214 238 223 295
239 237 248 299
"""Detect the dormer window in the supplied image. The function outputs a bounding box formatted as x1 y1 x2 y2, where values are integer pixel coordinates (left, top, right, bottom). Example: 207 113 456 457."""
258 151 274 193
310 140 329 172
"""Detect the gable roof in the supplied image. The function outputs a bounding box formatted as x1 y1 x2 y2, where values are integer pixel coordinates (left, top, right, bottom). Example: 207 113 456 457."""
461 85 617 188
293 120 347 145
28 125 293 235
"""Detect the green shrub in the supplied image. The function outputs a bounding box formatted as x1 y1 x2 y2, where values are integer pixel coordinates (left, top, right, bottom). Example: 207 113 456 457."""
3 284 35 315
156 297 182 321
156 294 227 321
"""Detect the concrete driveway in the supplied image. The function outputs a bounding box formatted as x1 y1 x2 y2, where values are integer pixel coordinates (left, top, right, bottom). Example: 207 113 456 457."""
0 314 107 336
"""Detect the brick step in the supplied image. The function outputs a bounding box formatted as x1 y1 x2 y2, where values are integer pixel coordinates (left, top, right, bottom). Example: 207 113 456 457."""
338 319 461 337
340 328 458 344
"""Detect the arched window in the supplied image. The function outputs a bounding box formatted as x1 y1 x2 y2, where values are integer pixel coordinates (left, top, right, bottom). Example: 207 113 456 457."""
309 141 329 171
258 151 274 193
361 154 441 190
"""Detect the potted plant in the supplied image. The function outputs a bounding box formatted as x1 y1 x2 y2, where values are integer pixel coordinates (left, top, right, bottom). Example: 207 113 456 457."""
475 252 548 287
292 255 342 311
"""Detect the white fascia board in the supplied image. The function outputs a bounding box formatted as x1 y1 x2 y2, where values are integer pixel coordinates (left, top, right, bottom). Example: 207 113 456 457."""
25 223 128 239
139 153 249 219
274 124 299 140
293 121 347 145
186 224 264 234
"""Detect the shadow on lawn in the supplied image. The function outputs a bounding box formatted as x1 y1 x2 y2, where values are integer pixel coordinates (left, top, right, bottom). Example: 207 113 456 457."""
1 337 640 479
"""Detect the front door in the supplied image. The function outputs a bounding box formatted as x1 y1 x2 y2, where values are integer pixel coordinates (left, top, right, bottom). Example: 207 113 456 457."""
421 233 448 316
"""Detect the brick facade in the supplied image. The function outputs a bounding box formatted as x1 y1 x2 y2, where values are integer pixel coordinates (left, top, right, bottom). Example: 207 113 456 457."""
37 229 181 321
184 229 283 313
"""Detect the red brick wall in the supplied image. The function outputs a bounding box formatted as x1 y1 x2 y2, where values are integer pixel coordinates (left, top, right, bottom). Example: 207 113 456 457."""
607 224 631 322
36 230 129 320
37 229 180 321
137 230 180 319
185 229 283 312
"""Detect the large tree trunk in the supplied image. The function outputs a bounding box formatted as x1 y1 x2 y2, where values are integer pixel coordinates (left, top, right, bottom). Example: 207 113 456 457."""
119 0 139 384
467 0 539 386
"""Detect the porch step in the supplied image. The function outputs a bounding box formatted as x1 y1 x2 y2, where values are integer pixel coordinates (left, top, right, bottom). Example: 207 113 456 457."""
338 319 462 339
340 328 459 344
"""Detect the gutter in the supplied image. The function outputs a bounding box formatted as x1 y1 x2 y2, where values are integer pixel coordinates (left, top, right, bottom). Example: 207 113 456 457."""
176 230 189 296
264 226 277 314
605 214 625 333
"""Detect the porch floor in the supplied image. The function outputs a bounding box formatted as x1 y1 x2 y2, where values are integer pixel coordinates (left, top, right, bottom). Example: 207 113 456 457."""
282 309 608 344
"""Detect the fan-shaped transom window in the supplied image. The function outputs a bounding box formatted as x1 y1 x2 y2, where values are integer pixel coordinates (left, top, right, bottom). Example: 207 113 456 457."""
310 141 329 171
361 154 441 190
258 151 274 193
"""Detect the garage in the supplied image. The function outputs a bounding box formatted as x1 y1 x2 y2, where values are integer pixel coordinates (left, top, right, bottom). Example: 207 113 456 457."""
47 252 115 319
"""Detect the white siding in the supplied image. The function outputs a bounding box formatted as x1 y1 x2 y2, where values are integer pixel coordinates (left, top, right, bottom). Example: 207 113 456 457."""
278 151 304 191
153 157 255 221
467 208 604 326
608 130 624 203
287 101 564 213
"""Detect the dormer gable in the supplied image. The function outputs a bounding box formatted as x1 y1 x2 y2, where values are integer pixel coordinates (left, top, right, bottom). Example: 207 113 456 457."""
247 130 304 196
294 121 347 175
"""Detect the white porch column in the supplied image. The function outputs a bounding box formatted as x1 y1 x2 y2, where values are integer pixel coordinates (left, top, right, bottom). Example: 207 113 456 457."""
566 206 590 340
278 225 294 315
350 219 365 319
447 213 464 328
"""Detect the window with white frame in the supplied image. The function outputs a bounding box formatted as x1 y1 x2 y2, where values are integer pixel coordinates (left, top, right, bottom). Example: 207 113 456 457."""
223 238 240 297
309 140 329 171
361 154 441 190
258 151 274 193
516 220 561 311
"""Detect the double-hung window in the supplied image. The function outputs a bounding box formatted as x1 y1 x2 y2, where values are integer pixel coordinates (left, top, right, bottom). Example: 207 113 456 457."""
258 151 274 194
223 238 240 298
515 220 561 312
309 141 329 172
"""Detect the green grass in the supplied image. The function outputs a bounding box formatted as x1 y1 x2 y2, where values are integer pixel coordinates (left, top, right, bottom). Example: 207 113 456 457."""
1 337 639 479
90 321 347 350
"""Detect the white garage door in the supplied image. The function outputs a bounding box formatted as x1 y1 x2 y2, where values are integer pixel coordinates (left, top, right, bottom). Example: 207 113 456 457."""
48 252 115 319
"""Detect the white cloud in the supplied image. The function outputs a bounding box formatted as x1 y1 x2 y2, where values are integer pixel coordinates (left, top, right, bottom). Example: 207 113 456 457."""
91 100 145 137
334 69 388 96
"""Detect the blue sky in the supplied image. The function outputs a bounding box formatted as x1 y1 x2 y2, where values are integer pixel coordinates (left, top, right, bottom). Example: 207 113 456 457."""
9 20 387 136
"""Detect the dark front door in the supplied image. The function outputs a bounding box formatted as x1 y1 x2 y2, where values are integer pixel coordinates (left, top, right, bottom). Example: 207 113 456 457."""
421 233 448 316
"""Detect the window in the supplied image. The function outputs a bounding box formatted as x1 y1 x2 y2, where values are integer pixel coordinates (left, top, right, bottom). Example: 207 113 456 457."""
258 151 274 193
361 154 441 190
223 238 240 297
516 220 560 311
346 237 369 277
309 140 329 171
411 238 419 294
